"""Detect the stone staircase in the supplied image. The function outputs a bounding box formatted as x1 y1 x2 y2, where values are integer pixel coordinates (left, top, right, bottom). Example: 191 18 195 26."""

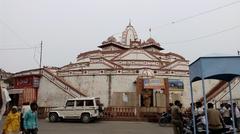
198 77 240 103
41 68 87 98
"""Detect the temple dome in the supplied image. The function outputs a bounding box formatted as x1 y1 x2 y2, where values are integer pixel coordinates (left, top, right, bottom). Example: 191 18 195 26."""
107 36 117 42
146 37 156 44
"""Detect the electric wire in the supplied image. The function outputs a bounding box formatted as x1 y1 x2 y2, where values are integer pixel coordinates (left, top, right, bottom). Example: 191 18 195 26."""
161 24 240 45
152 0 240 31
0 17 32 47
0 17 42 66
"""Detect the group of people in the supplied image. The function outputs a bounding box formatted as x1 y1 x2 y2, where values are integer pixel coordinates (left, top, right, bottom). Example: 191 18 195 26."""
2 102 39 134
195 102 240 133
169 99 240 134
219 103 240 130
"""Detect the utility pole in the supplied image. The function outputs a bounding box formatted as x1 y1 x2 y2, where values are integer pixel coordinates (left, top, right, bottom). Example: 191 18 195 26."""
40 41 43 68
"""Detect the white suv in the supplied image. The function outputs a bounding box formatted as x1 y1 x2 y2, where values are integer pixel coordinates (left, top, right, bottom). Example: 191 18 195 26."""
48 97 104 123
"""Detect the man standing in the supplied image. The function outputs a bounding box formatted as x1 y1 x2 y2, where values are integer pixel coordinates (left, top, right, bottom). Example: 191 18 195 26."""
23 102 38 134
233 103 240 130
222 104 231 125
171 100 183 134
207 103 224 134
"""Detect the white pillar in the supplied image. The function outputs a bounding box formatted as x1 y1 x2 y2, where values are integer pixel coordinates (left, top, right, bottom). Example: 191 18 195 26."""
201 78 209 134
190 82 196 134
229 82 237 134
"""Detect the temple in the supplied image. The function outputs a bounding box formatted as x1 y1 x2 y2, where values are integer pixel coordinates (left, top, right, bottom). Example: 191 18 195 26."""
7 23 193 119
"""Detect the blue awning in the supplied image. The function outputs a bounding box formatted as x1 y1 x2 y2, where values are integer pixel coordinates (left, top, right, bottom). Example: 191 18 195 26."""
190 56 240 82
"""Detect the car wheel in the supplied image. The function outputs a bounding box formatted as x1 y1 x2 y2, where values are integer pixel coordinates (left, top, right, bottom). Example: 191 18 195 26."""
81 114 90 123
49 113 59 122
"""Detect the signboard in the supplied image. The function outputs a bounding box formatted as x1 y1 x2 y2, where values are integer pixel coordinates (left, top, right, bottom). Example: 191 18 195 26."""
33 77 40 88
8 89 24 94
168 79 184 90
143 78 165 89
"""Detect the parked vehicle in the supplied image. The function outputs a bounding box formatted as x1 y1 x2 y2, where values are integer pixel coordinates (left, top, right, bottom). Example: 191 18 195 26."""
48 97 104 123
158 112 171 126
183 116 233 134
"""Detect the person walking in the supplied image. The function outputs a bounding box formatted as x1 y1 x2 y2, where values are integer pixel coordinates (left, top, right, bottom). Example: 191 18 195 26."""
23 102 38 134
21 102 31 134
222 104 231 125
2 106 21 134
219 103 225 116
171 100 183 134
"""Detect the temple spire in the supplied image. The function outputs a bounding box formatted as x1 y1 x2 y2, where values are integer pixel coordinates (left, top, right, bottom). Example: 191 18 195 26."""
122 22 138 45
128 19 132 26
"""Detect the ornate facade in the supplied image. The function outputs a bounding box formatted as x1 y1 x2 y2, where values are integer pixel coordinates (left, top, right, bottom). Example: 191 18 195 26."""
51 23 190 107
9 23 240 119
59 23 188 77
9 24 240 116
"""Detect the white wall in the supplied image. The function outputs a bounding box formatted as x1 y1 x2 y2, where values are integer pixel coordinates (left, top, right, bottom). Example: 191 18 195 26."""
63 75 138 107
63 74 194 107
37 77 74 107
111 75 138 92
37 73 224 109
63 75 109 106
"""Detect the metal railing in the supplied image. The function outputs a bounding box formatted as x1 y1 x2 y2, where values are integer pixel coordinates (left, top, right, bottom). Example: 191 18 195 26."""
214 77 240 105
41 68 87 98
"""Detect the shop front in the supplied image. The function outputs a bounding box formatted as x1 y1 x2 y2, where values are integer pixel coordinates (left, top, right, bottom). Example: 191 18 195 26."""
136 77 169 115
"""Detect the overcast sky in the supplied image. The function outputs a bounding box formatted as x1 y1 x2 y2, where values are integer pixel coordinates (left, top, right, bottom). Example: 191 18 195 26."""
0 0 240 73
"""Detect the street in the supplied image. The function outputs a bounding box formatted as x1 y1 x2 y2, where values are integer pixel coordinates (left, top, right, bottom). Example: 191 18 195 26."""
1 119 174 134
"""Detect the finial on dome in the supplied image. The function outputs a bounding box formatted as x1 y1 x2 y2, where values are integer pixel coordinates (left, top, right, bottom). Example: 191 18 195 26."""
149 27 152 38
128 19 132 26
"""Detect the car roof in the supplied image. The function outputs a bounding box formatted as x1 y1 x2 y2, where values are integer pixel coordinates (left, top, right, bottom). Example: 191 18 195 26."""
67 97 98 101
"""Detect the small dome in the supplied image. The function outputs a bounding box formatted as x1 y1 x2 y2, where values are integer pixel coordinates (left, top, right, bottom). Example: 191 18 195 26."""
107 36 117 42
146 37 156 44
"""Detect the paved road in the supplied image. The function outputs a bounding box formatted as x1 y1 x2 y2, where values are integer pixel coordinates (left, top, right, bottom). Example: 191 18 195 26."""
1 119 174 134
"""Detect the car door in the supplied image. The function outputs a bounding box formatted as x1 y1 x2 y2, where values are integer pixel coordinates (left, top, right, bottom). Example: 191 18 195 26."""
63 100 76 119
75 100 84 119
84 99 95 115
